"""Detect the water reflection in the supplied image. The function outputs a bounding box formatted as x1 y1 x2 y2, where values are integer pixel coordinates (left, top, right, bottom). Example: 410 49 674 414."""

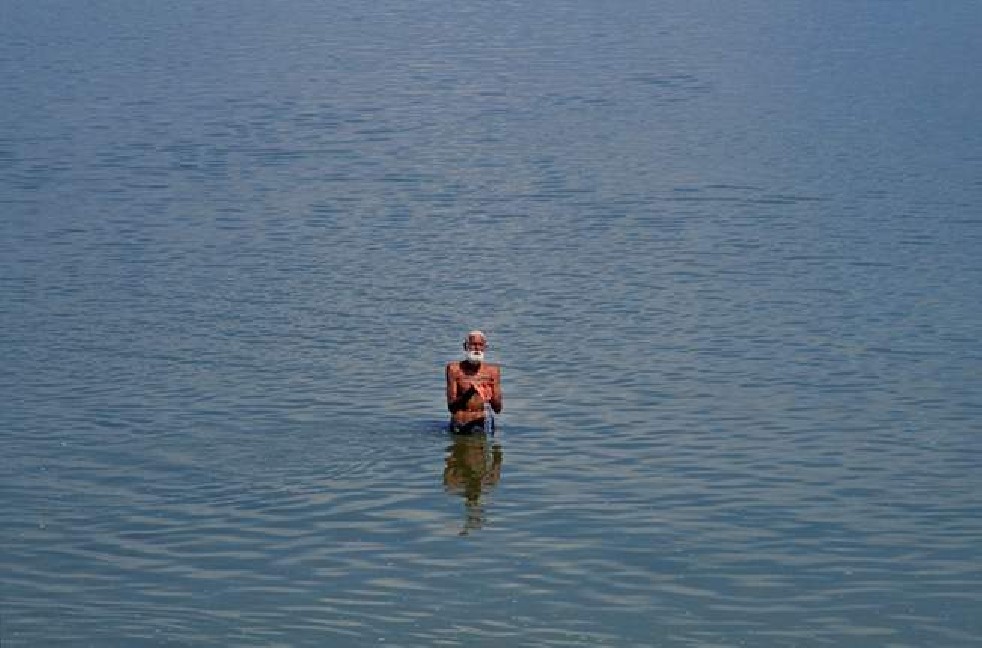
442 433 503 536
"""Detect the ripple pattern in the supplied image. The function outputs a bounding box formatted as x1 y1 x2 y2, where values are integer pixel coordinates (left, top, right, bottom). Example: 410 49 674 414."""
3 0 982 646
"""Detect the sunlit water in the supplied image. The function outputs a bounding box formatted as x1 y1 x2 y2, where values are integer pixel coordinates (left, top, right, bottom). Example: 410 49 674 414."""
3 1 981 646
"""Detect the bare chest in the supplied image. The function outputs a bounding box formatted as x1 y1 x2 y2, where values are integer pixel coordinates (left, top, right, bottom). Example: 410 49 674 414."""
453 365 494 390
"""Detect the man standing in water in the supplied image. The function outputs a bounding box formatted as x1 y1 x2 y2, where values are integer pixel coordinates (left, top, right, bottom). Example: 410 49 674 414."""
446 330 503 433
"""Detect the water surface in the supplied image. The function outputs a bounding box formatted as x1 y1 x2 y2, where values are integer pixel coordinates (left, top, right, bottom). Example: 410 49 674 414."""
3 1 981 646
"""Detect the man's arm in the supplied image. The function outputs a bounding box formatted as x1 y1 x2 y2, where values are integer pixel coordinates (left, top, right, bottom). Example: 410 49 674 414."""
446 363 477 413
446 364 457 412
489 366 503 414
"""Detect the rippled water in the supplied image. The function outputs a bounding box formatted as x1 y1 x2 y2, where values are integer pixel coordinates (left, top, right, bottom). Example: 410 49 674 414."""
3 1 981 646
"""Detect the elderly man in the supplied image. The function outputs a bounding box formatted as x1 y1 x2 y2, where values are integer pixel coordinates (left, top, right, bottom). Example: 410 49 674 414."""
446 330 503 433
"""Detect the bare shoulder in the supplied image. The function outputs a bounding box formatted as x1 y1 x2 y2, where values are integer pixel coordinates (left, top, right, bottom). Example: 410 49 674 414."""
488 363 502 378
446 361 462 375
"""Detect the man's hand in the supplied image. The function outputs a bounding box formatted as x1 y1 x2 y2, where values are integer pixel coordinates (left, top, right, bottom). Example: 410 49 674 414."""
472 381 493 403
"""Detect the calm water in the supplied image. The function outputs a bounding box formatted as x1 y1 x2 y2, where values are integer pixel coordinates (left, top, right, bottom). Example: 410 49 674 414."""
3 1 981 646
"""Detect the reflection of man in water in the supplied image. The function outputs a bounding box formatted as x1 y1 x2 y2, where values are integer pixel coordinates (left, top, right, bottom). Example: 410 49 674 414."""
445 330 503 433
443 433 503 534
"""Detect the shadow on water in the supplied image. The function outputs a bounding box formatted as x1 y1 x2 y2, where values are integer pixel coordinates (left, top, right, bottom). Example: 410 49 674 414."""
442 431 503 536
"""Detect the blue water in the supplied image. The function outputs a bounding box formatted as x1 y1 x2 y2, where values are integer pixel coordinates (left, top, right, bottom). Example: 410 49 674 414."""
3 1 981 646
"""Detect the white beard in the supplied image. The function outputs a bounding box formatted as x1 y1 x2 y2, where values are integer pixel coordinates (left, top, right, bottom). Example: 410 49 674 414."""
465 350 484 363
